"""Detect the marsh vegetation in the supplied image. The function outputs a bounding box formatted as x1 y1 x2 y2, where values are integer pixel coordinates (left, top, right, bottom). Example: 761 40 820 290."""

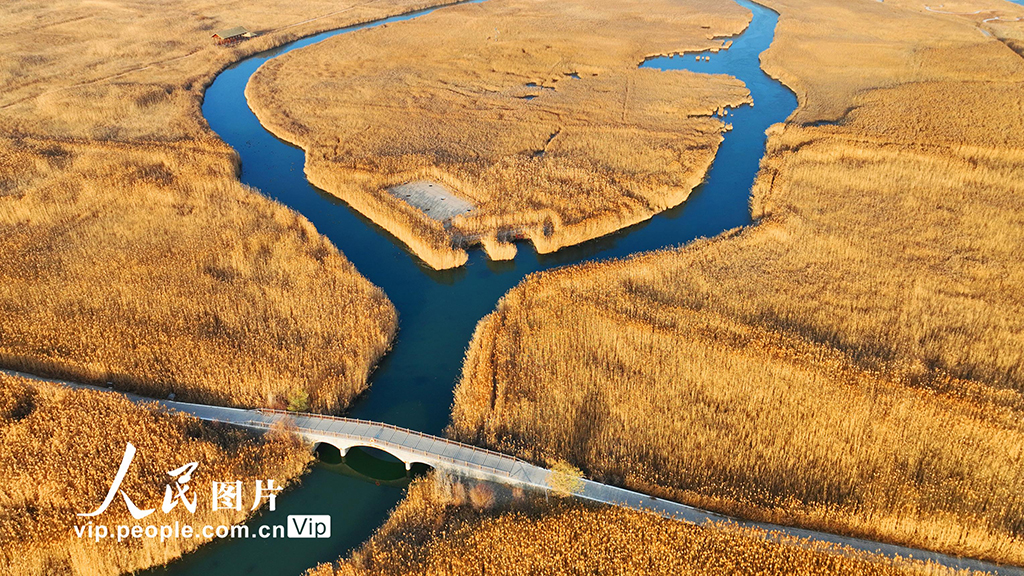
247 0 754 269
0 137 396 412
0 0 465 411
307 476 979 576
0 0 451 572
450 0 1024 565
0 373 312 575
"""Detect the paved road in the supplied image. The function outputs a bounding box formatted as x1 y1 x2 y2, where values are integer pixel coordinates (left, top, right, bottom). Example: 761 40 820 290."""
5 368 1022 575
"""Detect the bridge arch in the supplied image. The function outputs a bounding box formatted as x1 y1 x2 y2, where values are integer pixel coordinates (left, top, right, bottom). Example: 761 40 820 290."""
311 440 435 472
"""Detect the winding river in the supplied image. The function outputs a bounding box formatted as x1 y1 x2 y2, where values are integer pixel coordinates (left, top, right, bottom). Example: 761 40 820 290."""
149 1 797 573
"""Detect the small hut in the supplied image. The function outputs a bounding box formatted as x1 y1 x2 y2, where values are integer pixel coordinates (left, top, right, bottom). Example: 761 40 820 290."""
212 26 254 45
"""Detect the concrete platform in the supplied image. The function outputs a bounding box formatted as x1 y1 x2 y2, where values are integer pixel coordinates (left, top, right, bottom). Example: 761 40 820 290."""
388 180 474 221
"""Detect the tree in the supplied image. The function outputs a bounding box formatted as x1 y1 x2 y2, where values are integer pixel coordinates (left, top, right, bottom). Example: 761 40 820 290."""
547 461 585 497
285 388 310 412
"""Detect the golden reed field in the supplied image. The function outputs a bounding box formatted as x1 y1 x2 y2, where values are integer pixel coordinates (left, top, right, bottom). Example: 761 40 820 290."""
0 0 471 411
246 0 753 269
308 475 978 576
0 0 440 573
450 0 1024 567
0 372 312 575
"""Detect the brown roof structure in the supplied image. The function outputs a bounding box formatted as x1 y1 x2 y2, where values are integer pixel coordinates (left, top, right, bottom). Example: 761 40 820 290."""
212 26 251 39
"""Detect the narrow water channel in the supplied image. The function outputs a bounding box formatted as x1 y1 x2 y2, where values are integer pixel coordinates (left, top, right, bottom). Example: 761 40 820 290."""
148 1 797 573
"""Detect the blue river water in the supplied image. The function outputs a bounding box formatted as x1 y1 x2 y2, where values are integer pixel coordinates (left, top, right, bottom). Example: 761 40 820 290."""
149 1 796 573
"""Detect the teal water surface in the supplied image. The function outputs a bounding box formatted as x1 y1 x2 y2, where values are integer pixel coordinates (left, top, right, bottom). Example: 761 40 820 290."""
151 1 796 573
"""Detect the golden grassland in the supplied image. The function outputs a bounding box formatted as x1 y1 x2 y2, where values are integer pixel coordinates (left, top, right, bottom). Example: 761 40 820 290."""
246 0 754 269
0 372 313 575
0 137 396 412
0 0 462 141
307 475 978 576
754 0 1024 125
0 0 475 411
449 0 1024 566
